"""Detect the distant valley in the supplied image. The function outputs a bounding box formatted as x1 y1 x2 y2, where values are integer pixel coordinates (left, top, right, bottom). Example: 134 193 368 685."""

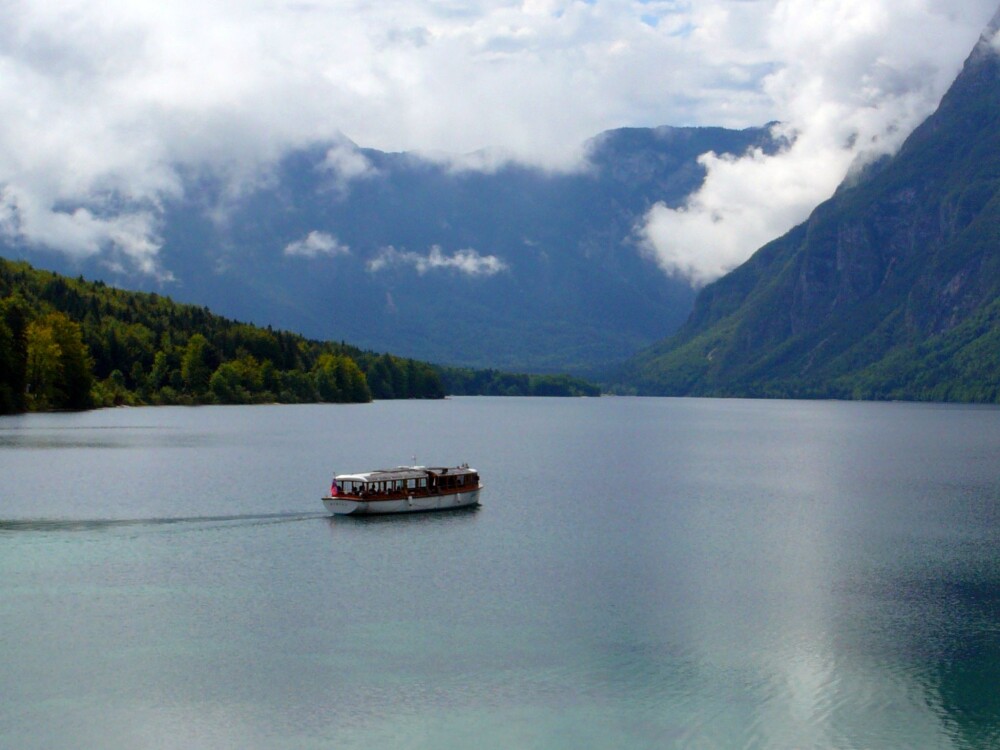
2 125 779 377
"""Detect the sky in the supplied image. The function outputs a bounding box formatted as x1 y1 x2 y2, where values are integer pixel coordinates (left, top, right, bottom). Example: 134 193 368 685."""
0 0 997 283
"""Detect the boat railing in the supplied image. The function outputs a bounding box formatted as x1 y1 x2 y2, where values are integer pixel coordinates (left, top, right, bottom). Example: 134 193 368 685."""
338 480 480 500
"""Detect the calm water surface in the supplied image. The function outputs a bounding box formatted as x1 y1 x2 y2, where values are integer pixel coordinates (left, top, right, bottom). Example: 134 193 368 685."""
2 397 1000 749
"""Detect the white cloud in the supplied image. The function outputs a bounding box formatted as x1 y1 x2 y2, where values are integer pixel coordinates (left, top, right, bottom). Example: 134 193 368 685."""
0 0 995 277
321 138 378 193
367 245 507 276
988 7 1000 49
283 230 350 258
0 184 171 279
639 0 1000 285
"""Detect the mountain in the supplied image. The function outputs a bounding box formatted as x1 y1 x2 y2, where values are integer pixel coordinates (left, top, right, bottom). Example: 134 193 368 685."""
2 124 779 377
619 13 1000 403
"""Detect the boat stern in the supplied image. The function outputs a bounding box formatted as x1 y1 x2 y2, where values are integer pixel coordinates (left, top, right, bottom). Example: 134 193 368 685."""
323 497 364 515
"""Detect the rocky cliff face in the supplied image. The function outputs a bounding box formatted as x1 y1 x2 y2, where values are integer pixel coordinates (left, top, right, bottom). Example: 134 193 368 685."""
622 14 1000 401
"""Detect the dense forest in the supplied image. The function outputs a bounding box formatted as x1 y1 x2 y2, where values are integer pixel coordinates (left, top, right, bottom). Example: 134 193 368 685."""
0 258 598 415
438 367 600 397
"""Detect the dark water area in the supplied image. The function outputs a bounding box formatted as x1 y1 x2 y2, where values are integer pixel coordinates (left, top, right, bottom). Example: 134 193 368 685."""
2 397 1000 748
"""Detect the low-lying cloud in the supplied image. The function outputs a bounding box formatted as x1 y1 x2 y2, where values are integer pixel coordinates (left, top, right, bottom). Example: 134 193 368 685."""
0 0 996 278
321 139 378 194
640 0 1000 285
988 6 1000 48
0 184 170 279
367 245 507 276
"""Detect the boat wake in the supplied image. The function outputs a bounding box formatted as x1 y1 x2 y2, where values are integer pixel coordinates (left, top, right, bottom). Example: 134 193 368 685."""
0 511 328 533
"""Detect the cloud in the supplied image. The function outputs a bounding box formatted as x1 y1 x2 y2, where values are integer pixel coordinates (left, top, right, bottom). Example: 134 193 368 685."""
639 0 1000 285
283 230 350 259
0 184 171 279
987 7 1000 49
367 245 508 276
320 138 378 194
0 0 996 277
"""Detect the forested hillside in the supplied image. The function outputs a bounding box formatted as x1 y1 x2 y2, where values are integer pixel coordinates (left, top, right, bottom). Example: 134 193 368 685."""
0 258 446 413
0 258 599 415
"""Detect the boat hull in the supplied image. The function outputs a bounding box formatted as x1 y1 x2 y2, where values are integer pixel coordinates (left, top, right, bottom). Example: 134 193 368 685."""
323 487 482 515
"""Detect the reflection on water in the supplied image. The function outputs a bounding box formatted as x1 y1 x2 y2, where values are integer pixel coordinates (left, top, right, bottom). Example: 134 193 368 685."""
325 503 482 527
0 425 214 450
0 512 327 533
2 398 1000 749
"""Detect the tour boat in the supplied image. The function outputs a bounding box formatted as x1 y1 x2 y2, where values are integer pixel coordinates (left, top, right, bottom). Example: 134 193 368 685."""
322 464 482 515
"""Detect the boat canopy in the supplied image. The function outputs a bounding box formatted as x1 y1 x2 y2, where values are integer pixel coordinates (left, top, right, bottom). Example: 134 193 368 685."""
335 465 478 483
336 468 423 483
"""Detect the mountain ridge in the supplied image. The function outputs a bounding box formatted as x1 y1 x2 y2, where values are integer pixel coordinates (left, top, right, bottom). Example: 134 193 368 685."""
618 15 1000 402
2 123 781 376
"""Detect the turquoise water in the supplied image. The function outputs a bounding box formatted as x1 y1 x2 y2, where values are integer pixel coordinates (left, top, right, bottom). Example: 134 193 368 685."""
2 398 1000 748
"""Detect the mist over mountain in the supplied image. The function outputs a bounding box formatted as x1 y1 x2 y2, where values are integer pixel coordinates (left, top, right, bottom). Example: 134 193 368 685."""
4 124 779 375
619 12 1000 402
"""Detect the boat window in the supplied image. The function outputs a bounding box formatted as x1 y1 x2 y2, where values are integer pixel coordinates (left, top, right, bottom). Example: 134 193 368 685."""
418 478 427 488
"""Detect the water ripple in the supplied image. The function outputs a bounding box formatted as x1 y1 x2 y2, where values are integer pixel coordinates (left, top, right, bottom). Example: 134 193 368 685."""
0 511 327 533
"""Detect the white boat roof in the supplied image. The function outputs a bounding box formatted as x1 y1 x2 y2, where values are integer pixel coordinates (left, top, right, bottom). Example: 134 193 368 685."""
335 465 478 482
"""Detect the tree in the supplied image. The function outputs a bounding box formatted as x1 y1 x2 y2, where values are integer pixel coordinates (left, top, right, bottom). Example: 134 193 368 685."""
0 297 28 413
313 353 371 403
366 354 395 399
342 357 372 403
149 350 170 390
181 334 214 395
25 318 64 409
26 312 94 410
208 355 270 404
48 313 94 409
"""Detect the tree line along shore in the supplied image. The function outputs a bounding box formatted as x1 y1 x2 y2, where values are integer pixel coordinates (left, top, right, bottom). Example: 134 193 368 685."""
0 258 598 415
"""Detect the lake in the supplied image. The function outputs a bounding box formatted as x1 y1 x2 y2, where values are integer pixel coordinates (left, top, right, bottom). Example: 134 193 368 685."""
2 397 1000 749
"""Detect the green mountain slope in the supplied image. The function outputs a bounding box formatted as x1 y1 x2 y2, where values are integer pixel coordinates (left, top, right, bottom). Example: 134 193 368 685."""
620 16 1000 403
